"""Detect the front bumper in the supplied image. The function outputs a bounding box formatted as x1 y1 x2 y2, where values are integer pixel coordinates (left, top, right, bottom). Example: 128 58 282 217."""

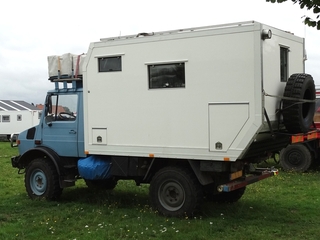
11 155 21 168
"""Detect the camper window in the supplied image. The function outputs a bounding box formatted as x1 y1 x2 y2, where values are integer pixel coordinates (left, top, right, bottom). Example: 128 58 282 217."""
148 63 185 89
280 46 289 82
98 56 122 72
2 115 10 122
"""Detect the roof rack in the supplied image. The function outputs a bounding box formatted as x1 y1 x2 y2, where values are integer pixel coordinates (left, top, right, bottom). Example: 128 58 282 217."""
100 21 255 42
49 77 83 90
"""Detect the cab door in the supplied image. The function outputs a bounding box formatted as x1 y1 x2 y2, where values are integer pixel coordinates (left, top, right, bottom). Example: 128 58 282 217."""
42 94 79 157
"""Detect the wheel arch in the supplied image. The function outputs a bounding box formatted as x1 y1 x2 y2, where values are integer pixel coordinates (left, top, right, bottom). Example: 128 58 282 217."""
143 158 214 186
19 147 62 175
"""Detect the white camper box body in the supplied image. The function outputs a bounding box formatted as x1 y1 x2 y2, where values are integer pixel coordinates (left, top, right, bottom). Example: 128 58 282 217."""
83 21 305 161
0 100 40 137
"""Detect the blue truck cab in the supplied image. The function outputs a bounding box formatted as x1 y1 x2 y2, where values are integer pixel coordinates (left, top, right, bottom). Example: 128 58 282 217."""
12 79 85 195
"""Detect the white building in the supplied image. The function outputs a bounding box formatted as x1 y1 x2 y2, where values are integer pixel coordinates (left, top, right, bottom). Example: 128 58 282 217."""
0 100 41 139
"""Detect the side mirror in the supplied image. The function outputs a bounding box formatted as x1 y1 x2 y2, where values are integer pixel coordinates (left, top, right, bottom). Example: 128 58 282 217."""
45 95 52 116
45 115 53 126
10 133 19 148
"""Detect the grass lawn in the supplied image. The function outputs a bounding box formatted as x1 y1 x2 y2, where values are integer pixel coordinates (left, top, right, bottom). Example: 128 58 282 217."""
0 142 319 240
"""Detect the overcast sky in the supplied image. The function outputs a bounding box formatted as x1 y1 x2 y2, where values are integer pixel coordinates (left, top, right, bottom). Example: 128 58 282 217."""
1 0 319 104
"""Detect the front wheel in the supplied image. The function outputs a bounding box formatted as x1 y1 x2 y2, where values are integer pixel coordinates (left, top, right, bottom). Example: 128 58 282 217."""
25 158 62 200
149 167 203 217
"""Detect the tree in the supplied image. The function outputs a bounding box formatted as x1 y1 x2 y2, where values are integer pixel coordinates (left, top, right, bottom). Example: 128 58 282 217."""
266 0 320 29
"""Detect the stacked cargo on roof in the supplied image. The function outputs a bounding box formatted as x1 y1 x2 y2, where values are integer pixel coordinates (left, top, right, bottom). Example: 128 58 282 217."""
47 53 86 80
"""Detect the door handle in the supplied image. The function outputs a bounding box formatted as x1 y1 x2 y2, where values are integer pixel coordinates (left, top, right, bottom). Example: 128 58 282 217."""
69 130 77 134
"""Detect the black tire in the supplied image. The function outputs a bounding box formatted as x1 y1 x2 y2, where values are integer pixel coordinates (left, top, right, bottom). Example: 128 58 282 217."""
205 187 246 203
282 73 315 133
25 158 62 200
280 144 313 172
149 167 203 217
84 178 117 190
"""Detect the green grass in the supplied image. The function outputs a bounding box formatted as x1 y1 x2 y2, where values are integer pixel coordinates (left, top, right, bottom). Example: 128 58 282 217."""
1 142 320 239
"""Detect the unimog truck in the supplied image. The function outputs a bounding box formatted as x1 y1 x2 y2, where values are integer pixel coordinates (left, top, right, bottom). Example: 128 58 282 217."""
11 21 316 217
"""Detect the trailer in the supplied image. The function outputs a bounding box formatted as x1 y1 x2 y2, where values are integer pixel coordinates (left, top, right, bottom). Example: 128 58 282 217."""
11 21 316 217
279 86 320 172
0 100 40 140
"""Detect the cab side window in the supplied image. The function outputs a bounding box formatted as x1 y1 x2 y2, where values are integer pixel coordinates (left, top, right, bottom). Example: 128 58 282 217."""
48 94 78 121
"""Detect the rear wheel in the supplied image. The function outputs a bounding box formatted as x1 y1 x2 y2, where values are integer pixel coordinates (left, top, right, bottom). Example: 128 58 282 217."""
25 158 62 200
149 167 203 217
280 144 313 172
282 74 315 133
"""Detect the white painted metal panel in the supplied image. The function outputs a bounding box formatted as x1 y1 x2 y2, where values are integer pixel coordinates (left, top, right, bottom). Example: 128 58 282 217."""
81 21 305 161
209 102 249 152
92 128 107 145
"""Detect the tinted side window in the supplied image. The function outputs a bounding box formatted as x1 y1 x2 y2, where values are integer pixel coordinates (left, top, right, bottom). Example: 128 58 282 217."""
148 63 185 89
2 115 10 122
280 46 289 82
98 57 122 72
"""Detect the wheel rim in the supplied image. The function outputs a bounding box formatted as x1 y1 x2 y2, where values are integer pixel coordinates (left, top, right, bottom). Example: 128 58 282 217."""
288 151 303 166
30 168 47 196
158 180 185 211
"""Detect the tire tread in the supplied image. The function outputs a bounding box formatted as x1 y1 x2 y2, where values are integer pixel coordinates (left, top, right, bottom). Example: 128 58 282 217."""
25 158 62 200
282 74 315 133
149 166 203 217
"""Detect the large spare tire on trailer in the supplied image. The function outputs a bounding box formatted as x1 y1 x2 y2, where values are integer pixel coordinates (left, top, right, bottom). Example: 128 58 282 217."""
282 74 315 133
